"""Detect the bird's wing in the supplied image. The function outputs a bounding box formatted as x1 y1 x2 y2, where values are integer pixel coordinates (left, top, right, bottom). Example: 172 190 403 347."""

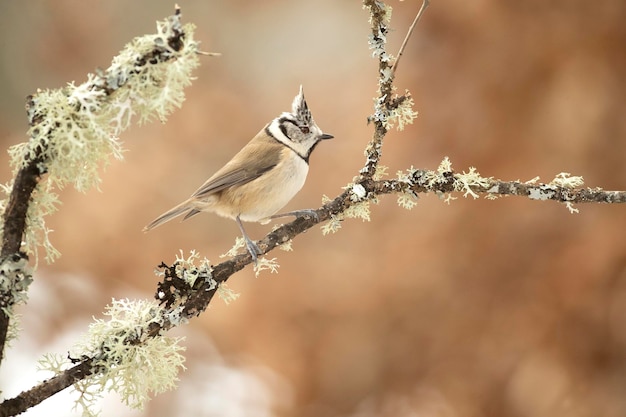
191 167 266 198
191 131 283 199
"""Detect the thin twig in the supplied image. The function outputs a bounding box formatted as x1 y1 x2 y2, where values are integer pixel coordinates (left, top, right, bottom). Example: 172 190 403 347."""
391 0 430 75
196 51 221 56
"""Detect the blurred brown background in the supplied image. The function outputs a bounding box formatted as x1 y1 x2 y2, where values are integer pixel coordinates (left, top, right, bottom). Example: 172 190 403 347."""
1 1 626 416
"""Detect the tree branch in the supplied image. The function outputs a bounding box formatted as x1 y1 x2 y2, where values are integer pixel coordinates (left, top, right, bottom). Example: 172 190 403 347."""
2 2 625 416
0 360 93 417
0 6 198 367
0 154 42 364
391 0 430 76
2 158 625 415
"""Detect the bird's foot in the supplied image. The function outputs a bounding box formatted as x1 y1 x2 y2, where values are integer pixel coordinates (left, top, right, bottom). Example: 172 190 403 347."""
244 237 262 265
270 209 319 222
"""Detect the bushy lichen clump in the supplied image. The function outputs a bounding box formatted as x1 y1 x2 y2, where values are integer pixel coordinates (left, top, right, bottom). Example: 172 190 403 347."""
39 299 186 416
1 12 201 263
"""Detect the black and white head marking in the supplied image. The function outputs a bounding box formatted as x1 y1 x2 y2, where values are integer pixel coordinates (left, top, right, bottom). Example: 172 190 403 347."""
292 85 312 127
266 86 333 163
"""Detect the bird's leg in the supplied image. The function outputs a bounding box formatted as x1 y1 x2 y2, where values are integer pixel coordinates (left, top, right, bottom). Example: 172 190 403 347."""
269 209 319 222
236 215 261 264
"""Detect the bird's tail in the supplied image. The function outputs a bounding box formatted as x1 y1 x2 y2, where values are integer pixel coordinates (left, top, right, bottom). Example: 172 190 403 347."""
143 200 194 232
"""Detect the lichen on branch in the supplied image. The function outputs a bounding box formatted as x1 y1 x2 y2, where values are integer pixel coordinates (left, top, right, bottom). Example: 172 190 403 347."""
1 8 203 264
0 8 207 408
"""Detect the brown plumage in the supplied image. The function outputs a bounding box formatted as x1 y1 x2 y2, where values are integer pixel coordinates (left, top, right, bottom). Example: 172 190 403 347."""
143 86 333 262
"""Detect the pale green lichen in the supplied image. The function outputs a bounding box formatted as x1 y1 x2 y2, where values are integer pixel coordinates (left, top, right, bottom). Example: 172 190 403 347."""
380 66 394 83
220 236 277 271
278 240 293 252
565 202 580 214
396 165 417 183
22 183 62 264
0 255 32 346
321 217 343 235
320 193 372 236
103 22 201 126
373 164 389 181
1 13 202 264
454 167 492 199
254 257 280 277
397 192 419 210
166 250 248 306
400 157 493 204
525 173 584 214
65 298 186 416
0 254 33 314
552 173 583 214
344 201 372 222
37 352 66 373
381 3 393 23
217 283 240 305
442 193 457 205
363 0 394 67
394 165 420 209
220 237 246 259
363 1 393 24
5 313 21 347
550 172 584 188
320 195 343 235
37 351 108 417
383 93 418 131
437 156 453 174
419 157 453 189
173 249 212 287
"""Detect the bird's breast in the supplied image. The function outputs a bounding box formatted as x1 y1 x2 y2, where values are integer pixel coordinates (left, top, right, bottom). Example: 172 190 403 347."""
221 149 309 222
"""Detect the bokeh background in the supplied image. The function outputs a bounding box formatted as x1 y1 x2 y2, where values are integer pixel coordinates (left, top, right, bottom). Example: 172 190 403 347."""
1 1 626 416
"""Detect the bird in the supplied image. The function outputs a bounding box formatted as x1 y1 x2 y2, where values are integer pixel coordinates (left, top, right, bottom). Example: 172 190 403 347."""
143 86 333 263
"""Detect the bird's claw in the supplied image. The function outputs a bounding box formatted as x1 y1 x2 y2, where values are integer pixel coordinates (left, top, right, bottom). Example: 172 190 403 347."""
244 238 262 265
293 209 319 221
270 209 319 222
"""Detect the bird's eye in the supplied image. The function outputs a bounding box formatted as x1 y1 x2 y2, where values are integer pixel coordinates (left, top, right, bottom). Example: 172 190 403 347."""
300 126 310 134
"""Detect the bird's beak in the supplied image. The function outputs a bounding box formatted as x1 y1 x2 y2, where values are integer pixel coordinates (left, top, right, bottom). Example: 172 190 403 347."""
319 133 334 140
